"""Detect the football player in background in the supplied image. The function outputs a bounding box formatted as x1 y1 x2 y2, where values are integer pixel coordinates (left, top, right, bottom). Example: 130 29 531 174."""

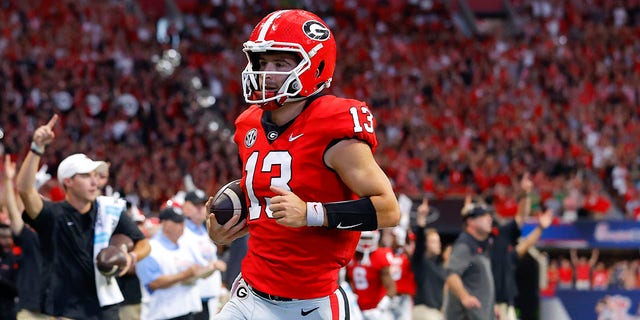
207 9 400 320
381 227 415 320
347 230 397 320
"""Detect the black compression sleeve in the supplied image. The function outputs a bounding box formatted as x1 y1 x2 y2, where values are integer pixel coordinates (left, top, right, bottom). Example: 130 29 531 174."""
324 197 378 231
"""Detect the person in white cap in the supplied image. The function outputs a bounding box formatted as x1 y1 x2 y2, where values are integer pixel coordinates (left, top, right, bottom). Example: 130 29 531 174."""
16 114 151 320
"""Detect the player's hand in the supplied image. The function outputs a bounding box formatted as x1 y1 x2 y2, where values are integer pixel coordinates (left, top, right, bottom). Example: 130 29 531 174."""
3 155 16 180
464 194 473 206
460 294 482 309
416 197 429 227
269 186 307 228
118 251 134 277
212 260 227 273
538 208 553 229
182 264 206 284
32 114 59 148
206 196 248 245
520 172 533 194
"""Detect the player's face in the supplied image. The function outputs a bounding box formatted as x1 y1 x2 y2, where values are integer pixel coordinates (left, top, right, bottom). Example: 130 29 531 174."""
256 52 299 91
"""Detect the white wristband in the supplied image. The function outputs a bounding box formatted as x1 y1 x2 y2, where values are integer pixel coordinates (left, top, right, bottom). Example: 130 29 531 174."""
306 202 325 227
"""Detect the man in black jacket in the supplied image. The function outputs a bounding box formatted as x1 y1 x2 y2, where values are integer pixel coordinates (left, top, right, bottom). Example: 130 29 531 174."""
411 198 446 320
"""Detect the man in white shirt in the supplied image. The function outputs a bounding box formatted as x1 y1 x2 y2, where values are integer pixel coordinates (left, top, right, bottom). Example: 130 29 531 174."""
137 206 215 320
181 189 227 319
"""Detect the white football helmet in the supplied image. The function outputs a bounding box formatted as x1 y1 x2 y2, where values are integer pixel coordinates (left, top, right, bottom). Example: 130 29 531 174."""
356 230 380 253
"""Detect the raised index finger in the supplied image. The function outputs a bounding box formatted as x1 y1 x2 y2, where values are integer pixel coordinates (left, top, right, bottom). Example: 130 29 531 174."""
46 114 59 129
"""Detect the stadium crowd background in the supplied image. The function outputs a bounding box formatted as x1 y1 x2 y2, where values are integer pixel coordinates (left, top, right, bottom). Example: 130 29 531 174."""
1 0 639 223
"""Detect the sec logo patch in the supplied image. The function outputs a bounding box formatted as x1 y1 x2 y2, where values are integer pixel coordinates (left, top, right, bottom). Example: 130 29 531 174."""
245 128 257 148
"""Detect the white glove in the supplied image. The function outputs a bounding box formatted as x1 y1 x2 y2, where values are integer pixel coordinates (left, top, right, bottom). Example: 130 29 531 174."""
34 165 51 190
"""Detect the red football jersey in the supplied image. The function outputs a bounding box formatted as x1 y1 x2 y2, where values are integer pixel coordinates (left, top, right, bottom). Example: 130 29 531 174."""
346 248 393 311
233 95 379 299
387 251 416 296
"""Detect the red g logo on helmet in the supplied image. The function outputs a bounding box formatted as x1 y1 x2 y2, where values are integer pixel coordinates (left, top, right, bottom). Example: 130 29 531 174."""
241 10 337 110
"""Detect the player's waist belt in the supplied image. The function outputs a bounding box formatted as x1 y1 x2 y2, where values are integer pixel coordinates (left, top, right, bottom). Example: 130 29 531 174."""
249 286 296 301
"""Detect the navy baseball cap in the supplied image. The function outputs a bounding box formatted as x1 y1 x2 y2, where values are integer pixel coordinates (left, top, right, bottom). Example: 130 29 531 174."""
461 203 492 220
184 189 207 204
159 206 185 223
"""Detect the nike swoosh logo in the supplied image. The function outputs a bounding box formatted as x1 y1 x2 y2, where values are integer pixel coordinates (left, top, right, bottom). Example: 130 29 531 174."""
301 307 319 316
336 222 363 229
288 133 304 142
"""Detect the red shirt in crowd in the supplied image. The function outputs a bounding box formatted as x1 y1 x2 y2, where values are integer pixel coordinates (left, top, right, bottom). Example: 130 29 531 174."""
575 262 591 282
592 268 609 290
541 262 559 297
558 260 574 288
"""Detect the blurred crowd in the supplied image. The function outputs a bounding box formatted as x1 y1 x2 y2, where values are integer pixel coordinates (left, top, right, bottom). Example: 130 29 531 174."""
542 249 640 296
0 0 639 222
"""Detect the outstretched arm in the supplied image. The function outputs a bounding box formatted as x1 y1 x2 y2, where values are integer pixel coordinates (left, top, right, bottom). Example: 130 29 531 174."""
3 155 24 234
515 208 553 258
515 172 533 227
570 248 578 266
412 198 430 262
589 249 599 267
17 115 58 220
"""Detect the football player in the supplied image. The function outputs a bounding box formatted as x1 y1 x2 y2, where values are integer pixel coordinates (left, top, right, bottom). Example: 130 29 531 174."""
346 231 396 320
207 9 400 320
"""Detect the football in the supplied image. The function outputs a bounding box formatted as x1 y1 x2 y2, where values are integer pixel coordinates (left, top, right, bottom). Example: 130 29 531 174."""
109 234 134 252
210 179 248 225
96 245 128 277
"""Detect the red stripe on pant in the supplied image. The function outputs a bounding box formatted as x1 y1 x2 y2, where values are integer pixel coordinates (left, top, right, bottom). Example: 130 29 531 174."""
330 291 340 319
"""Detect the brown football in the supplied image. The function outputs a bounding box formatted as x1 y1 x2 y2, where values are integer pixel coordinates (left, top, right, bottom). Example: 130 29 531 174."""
96 245 127 277
210 179 248 225
109 234 134 252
